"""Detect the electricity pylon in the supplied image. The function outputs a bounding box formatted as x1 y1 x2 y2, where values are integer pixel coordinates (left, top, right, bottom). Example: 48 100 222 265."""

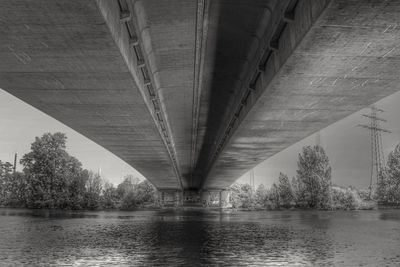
358 106 391 198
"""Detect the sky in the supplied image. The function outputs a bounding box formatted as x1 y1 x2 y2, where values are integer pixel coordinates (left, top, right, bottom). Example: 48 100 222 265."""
1 88 400 188
237 92 400 189
0 89 145 183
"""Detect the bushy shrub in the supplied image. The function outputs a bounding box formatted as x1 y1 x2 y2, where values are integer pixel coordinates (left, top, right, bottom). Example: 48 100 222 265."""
330 186 363 210
229 183 255 209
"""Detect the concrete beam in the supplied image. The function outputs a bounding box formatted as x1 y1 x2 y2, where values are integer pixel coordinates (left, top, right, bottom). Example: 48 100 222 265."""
203 0 400 189
192 0 283 188
130 0 201 188
0 0 182 189
96 0 185 188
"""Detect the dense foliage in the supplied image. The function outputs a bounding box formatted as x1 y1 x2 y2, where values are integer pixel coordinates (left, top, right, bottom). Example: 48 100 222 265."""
0 132 157 210
229 145 372 210
2 133 398 211
277 172 293 207
295 145 332 209
376 143 400 204
330 186 364 210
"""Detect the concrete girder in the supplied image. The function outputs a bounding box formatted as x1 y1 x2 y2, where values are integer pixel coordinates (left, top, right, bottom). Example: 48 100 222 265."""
192 0 282 188
1 0 400 192
0 0 182 189
203 0 400 189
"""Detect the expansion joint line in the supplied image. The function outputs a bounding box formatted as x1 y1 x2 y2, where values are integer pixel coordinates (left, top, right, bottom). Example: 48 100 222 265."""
117 0 183 188
190 0 209 186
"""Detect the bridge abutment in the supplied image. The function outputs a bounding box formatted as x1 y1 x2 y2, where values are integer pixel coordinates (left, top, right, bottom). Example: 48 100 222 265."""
156 189 231 208
157 189 183 207
219 190 231 209
200 190 212 207
200 189 231 208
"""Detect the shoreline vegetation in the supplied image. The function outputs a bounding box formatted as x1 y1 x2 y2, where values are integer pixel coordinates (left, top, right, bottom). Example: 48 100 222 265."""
1 132 400 212
223 183 380 212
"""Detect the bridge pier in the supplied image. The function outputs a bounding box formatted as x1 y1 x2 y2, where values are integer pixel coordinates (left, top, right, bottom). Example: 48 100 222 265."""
200 190 212 207
219 190 231 209
200 189 231 208
157 189 183 208
183 190 201 206
156 189 230 208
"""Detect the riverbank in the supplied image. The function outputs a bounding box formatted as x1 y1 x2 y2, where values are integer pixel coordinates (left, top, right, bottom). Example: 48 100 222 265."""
4 202 398 212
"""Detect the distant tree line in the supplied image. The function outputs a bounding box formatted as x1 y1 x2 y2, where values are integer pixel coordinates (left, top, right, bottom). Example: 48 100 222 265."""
2 132 400 211
0 132 157 210
229 145 384 210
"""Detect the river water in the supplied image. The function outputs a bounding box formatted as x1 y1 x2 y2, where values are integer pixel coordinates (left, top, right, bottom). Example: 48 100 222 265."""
0 208 399 266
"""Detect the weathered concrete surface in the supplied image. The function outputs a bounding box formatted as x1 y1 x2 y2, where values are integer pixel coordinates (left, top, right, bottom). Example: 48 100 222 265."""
192 0 283 188
158 189 183 207
1 0 400 191
0 0 182 189
183 190 201 206
200 190 211 207
200 190 221 207
219 190 231 208
129 0 199 188
203 0 400 189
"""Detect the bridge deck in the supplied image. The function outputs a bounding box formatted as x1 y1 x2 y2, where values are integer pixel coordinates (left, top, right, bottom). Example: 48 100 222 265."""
1 0 399 190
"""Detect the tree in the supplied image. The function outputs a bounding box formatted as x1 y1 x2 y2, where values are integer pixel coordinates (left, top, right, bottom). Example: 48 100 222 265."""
254 184 268 208
20 132 86 208
291 176 305 206
85 171 103 210
2 172 27 206
1 132 159 210
0 160 13 174
378 143 400 204
268 183 280 209
330 186 363 210
229 183 254 209
296 145 332 209
117 175 140 210
229 183 243 208
0 160 17 204
376 169 389 203
278 172 293 207
65 168 88 209
135 180 157 204
117 175 139 199
102 181 119 209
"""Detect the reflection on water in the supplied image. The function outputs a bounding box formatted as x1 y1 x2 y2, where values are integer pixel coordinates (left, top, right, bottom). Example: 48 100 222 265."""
0 208 400 266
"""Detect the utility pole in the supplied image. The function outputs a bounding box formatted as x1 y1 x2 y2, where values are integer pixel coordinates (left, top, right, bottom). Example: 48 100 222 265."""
358 106 391 198
315 131 321 147
13 153 17 173
249 169 255 190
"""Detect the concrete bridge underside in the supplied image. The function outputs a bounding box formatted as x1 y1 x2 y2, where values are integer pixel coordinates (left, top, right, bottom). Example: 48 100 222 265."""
1 0 400 193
